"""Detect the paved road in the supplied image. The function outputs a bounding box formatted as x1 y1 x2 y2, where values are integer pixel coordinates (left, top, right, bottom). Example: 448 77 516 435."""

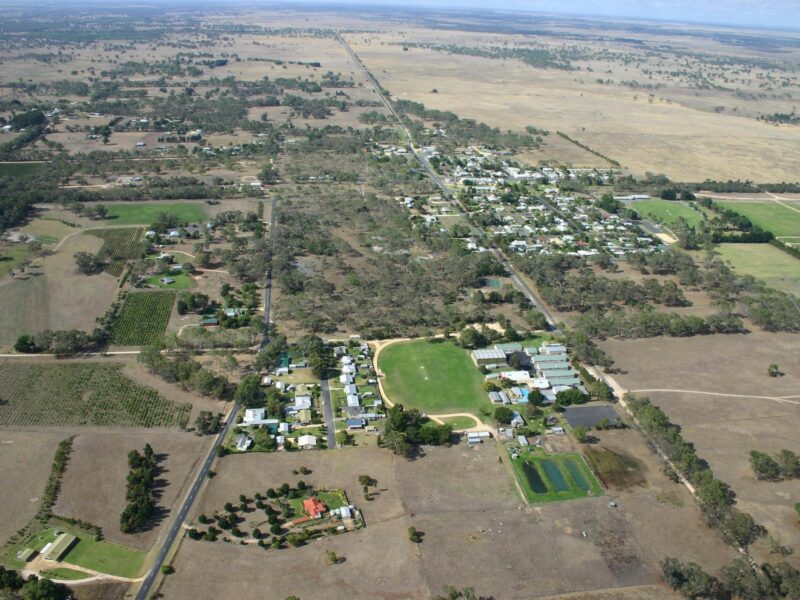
134 404 238 600
137 192 278 599
260 195 278 350
319 379 338 449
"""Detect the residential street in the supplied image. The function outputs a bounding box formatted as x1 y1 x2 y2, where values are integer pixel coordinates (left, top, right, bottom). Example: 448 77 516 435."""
319 379 338 449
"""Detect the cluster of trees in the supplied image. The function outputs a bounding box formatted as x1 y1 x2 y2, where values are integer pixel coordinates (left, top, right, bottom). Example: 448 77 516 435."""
575 306 745 339
14 329 102 357
749 449 800 481
74 251 105 275
120 444 158 533
138 345 228 399
194 411 223 435
0 567 71 600
176 292 210 315
628 397 766 549
381 405 453 457
661 556 800 600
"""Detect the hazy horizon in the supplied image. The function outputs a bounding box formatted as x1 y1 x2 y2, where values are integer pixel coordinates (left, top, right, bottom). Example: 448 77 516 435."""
282 0 800 31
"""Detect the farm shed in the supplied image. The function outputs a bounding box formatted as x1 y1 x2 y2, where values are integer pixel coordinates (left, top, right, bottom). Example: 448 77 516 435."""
45 533 77 561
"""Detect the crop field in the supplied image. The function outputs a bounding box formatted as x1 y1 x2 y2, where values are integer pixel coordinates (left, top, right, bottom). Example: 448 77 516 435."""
377 340 487 414
716 201 800 239
103 202 208 225
510 452 602 503
110 291 175 345
632 199 704 228
717 243 800 296
0 361 190 427
88 227 149 277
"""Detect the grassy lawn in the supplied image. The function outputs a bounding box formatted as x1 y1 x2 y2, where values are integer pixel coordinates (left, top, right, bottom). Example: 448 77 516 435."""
716 201 800 238
20 219 75 246
633 199 703 227
145 272 196 289
717 243 800 297
510 452 602 504
40 567 91 580
0 244 29 278
440 416 477 430
63 533 145 578
3 526 144 578
103 202 208 225
378 340 487 415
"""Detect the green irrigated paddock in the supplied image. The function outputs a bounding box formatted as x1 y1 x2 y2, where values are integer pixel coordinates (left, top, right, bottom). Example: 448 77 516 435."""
0 361 190 428
717 243 800 297
378 340 487 415
633 199 703 227
716 201 800 239
511 452 602 503
110 291 175 346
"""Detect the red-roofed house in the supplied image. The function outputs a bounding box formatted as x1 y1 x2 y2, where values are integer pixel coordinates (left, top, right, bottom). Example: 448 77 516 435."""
303 497 327 518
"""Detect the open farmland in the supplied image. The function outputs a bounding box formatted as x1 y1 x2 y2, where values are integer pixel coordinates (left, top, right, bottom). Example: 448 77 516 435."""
632 199 704 228
102 202 208 226
716 200 800 239
717 243 800 296
347 30 800 182
602 332 800 563
0 430 67 545
0 234 118 348
55 430 207 549
377 340 487 414
110 291 175 345
0 361 190 427
164 442 735 599
89 227 148 277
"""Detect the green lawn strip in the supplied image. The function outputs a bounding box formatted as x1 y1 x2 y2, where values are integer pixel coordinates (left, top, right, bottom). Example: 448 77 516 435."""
0 162 45 178
633 199 703 227
40 567 91 581
378 340 488 414
716 201 800 238
104 202 208 225
511 452 602 504
145 272 196 289
62 533 145 578
717 243 800 297
0 244 30 278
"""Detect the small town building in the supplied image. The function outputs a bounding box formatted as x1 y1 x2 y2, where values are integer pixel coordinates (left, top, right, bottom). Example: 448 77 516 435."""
297 434 318 449
471 348 507 367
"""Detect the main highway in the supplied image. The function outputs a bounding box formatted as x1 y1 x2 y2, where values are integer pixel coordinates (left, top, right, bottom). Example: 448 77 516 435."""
136 192 277 600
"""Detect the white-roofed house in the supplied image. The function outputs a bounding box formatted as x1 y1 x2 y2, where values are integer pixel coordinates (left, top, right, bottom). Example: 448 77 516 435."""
297 434 318 450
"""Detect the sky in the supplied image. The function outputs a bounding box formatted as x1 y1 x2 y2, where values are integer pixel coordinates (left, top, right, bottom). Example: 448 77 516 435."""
289 0 800 31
